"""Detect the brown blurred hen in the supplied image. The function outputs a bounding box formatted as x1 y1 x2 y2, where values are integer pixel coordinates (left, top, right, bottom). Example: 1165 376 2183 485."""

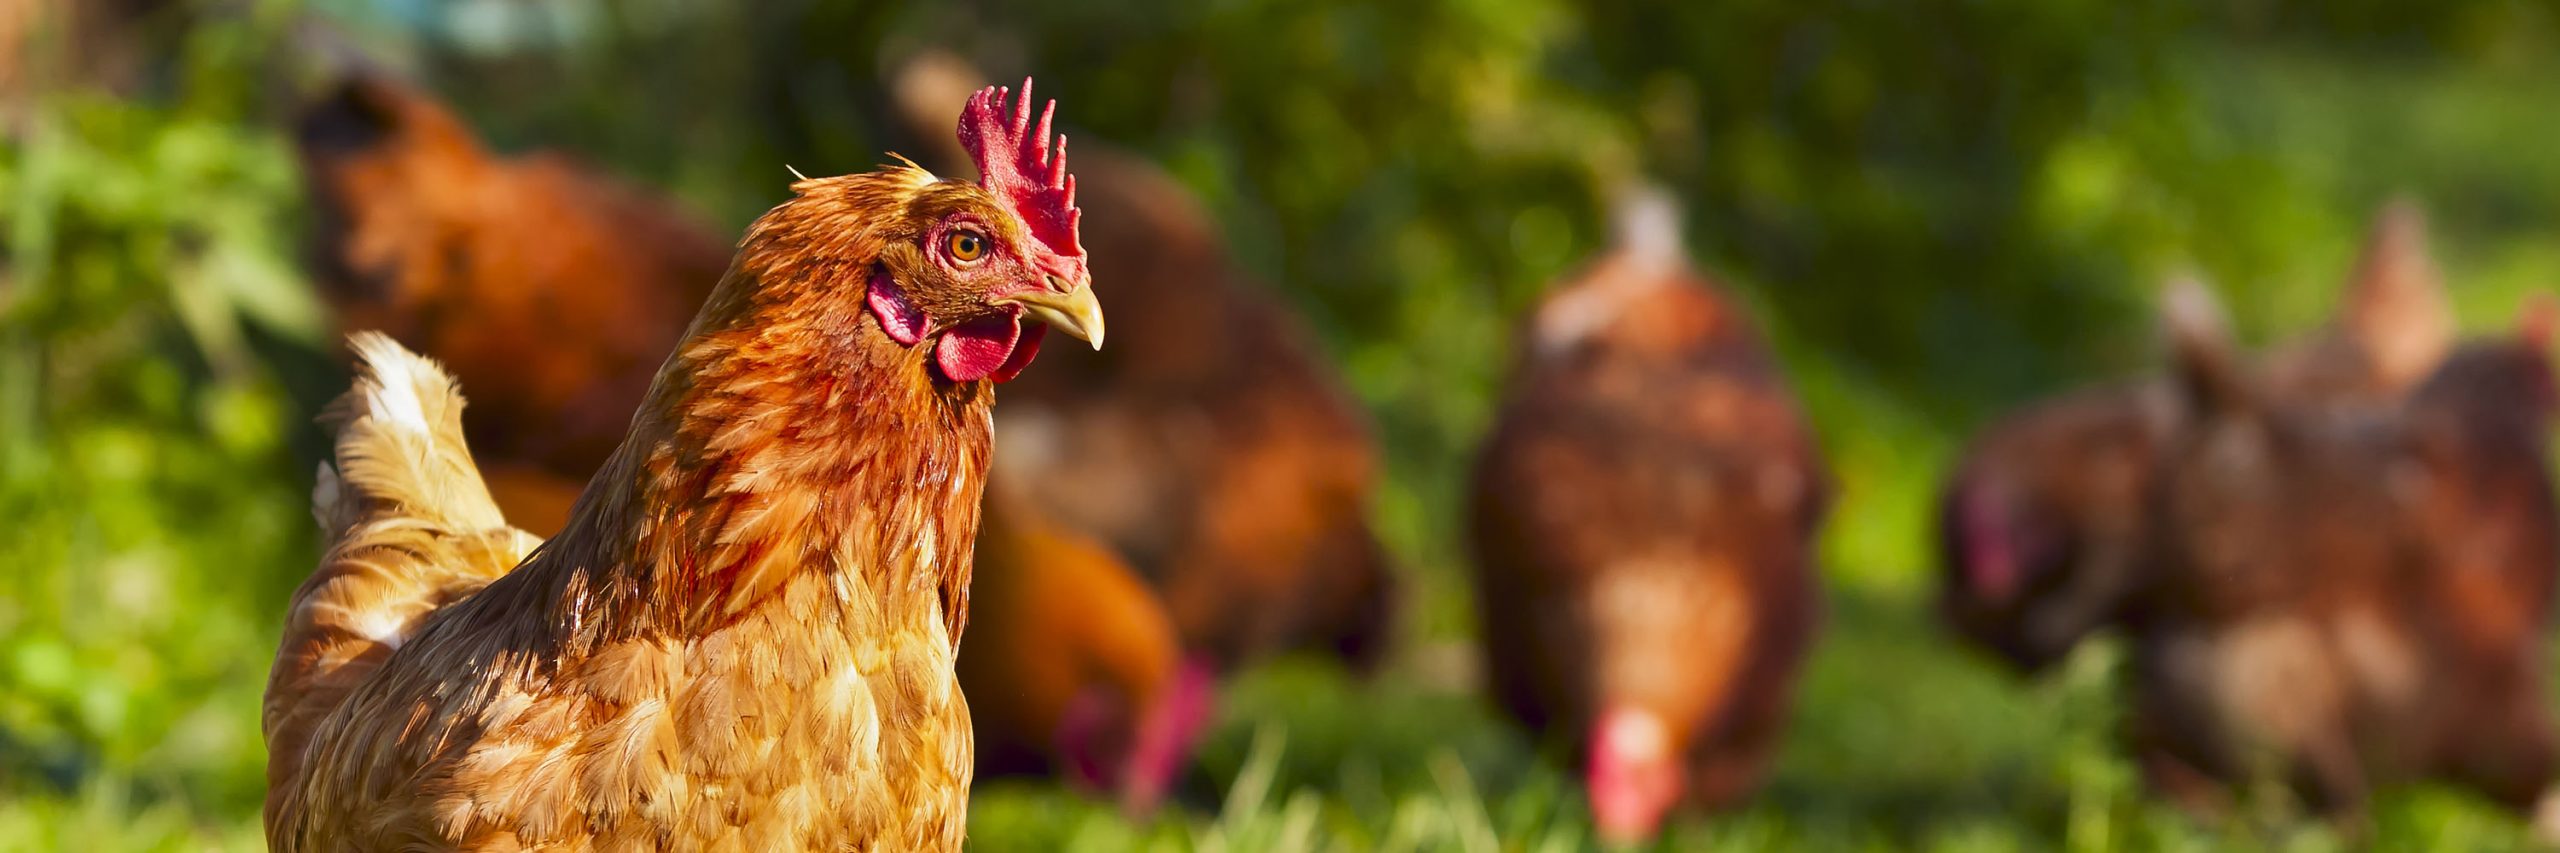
894 54 1398 672
263 81 1104 849
960 488 1215 813
1468 190 1829 843
296 74 732 498
2129 281 2560 826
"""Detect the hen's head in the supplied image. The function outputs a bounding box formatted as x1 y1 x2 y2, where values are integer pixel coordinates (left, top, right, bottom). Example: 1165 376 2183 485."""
1055 657 1217 814
1937 382 2170 672
747 78 1100 385
1586 705 1685 844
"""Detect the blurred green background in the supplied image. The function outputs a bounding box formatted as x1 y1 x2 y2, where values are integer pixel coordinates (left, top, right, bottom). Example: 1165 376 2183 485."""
9 0 2560 849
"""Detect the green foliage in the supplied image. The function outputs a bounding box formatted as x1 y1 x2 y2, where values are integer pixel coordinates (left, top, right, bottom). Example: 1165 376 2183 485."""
0 6 320 837
11 0 2560 848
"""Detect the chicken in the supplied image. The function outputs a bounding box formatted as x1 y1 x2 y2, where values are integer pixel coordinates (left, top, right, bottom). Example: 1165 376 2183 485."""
1467 190 1829 842
2128 281 2559 826
262 81 1105 849
892 53 1398 672
1938 201 2453 673
295 73 733 496
959 488 1215 813
292 73 1218 807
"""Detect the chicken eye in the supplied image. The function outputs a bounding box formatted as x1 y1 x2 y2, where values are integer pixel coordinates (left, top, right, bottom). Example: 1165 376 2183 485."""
947 230 987 263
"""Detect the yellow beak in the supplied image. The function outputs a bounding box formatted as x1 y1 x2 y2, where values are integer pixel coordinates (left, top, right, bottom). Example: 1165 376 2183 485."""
1000 280 1105 350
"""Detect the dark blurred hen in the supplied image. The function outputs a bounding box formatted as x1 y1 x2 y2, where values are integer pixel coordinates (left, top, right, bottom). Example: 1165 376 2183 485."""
2128 281 2560 828
1938 202 2454 673
893 54 1399 672
1468 190 1829 843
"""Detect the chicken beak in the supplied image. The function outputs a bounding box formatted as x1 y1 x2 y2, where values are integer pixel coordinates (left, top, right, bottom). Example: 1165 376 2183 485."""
1001 278 1105 350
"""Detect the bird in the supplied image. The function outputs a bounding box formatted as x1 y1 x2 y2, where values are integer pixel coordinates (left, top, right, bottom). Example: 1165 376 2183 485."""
1467 188 1829 843
294 70 1221 808
262 79 1103 850
2128 279 2560 828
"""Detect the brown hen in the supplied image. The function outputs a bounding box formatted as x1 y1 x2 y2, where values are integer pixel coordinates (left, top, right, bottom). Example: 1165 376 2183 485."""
291 72 1218 806
1467 190 1829 843
2128 281 2560 828
263 81 1104 850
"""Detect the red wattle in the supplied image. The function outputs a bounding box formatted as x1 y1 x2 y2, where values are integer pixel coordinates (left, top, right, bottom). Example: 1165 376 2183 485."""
935 315 1023 383
991 324 1047 383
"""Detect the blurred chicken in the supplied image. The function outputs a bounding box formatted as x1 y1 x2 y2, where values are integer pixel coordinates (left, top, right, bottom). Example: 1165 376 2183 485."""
2129 281 2559 827
960 488 1215 813
892 53 1398 673
296 73 732 509
264 82 1104 848
1468 190 1829 842
1939 201 2454 673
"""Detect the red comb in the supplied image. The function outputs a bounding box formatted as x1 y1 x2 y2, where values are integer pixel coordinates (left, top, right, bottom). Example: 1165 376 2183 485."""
959 78 1085 265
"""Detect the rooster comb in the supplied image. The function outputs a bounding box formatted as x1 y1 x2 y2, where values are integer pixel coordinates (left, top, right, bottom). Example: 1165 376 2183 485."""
959 78 1084 262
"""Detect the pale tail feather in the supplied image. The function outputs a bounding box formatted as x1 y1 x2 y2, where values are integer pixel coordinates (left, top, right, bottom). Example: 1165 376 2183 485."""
264 332 541 790
315 331 510 535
